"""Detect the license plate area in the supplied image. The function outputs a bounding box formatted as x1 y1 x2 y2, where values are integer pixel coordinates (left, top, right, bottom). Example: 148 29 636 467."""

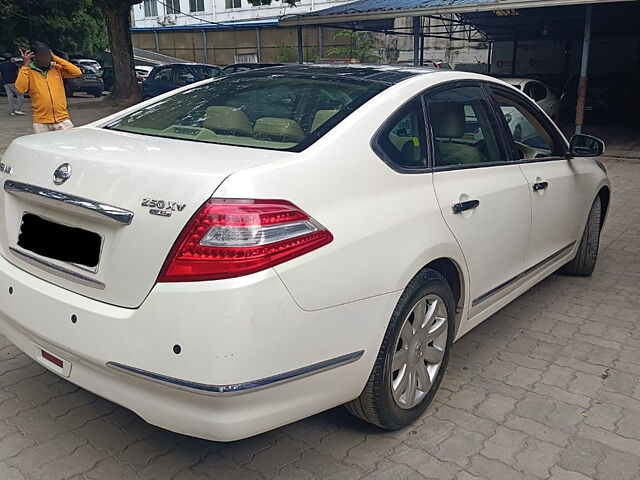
18 213 102 269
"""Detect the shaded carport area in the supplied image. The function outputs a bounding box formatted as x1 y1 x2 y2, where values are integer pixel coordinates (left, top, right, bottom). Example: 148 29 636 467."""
280 0 640 136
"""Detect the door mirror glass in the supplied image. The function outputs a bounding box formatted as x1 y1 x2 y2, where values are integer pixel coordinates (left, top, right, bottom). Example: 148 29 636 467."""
569 134 605 157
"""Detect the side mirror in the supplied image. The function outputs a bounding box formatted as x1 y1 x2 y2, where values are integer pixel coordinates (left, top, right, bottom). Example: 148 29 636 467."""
569 134 605 158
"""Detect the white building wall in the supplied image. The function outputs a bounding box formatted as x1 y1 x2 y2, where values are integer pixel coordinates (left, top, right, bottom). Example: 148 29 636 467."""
132 0 355 28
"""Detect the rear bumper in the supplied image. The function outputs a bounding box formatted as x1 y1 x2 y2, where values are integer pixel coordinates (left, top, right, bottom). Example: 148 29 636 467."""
0 254 398 441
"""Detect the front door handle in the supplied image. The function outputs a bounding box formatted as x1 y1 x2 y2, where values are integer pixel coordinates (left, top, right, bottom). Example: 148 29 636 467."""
452 200 480 214
533 181 549 191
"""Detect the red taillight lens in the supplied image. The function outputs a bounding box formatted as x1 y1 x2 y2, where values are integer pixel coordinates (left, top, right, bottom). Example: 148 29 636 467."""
158 199 333 282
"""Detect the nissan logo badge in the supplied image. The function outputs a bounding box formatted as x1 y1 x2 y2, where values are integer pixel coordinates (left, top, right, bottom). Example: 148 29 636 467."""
53 163 72 185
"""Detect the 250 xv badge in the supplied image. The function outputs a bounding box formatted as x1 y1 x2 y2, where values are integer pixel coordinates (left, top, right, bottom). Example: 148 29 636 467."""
142 198 186 218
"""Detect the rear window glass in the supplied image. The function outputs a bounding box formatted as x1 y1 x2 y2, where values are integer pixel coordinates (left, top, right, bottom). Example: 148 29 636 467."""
106 74 387 151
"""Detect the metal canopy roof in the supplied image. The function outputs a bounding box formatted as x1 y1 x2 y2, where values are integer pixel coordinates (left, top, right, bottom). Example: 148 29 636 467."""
279 0 639 26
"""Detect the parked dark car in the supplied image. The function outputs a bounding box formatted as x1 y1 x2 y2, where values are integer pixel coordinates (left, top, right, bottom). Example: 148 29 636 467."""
141 63 224 99
222 62 283 74
64 65 104 97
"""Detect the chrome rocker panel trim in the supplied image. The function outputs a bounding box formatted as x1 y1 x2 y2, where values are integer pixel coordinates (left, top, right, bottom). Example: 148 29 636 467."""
9 247 106 290
107 350 365 397
472 241 576 307
4 180 134 226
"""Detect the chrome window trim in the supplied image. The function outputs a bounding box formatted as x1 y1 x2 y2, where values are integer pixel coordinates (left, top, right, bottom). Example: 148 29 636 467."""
9 247 106 290
4 180 134 226
107 350 365 397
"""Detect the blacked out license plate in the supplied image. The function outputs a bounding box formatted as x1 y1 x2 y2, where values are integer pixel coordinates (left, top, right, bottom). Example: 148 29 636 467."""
18 213 102 268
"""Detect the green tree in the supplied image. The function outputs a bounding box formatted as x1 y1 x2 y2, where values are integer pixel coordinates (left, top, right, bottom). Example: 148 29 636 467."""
327 30 381 63
0 0 107 56
94 0 140 103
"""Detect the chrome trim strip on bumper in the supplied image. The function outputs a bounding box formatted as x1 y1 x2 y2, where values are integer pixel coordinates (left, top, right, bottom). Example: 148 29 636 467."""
9 247 106 290
472 241 576 307
4 180 134 226
107 350 365 397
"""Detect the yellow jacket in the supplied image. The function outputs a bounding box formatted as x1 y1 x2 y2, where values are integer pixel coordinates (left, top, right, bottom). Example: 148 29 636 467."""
15 55 82 124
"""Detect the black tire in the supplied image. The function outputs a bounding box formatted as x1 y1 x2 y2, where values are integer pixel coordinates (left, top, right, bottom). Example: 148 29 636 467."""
561 196 602 276
345 269 455 430
92 90 102 98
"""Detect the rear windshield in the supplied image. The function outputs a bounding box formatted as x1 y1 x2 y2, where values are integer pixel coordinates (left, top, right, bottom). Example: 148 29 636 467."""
106 74 387 151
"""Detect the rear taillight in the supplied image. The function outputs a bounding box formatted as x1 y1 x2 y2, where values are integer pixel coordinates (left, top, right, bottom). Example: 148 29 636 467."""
158 199 333 282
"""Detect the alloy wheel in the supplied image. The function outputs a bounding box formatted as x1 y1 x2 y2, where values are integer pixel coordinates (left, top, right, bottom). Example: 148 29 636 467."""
390 294 448 409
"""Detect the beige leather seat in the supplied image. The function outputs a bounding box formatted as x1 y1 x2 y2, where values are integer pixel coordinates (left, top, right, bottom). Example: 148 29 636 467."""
310 110 339 132
254 117 305 143
429 103 484 166
203 106 253 137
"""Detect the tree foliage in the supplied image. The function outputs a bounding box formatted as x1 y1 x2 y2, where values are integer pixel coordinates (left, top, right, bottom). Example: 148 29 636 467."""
0 0 107 56
327 30 381 63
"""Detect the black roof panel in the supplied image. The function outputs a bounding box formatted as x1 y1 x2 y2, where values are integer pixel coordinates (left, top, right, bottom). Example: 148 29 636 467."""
237 63 438 84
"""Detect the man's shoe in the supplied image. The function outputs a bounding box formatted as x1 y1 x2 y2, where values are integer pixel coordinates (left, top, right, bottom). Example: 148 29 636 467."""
10 112 15 116
13 110 26 115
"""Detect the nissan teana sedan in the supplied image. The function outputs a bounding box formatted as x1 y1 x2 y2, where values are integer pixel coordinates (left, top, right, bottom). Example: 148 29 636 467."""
0 65 610 441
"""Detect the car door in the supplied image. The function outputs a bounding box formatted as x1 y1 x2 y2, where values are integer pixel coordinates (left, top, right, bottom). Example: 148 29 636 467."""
488 84 592 273
144 66 175 97
426 83 532 316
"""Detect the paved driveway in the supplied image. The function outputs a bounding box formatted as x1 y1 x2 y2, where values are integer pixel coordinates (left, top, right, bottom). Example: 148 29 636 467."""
1 137 639 477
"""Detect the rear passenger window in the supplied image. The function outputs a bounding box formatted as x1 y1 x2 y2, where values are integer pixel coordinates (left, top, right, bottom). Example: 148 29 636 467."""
374 100 427 170
425 86 505 167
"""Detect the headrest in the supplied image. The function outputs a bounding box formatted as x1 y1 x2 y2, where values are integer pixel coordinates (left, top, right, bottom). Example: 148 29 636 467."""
203 106 253 137
254 117 305 143
311 109 339 132
429 102 466 139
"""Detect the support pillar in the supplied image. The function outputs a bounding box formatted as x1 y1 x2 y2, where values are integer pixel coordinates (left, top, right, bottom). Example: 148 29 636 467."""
413 17 421 66
297 26 304 64
511 38 518 75
202 30 208 63
575 5 593 134
256 28 261 62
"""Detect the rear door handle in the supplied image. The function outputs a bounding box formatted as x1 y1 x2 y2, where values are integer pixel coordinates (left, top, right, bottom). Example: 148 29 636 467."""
533 181 549 191
452 200 480 214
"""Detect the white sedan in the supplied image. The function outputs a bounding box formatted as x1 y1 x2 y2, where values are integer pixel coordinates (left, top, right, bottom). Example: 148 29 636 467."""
0 66 610 441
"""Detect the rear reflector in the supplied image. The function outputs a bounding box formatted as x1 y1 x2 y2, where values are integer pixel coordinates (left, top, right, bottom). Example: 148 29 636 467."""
41 350 64 368
158 199 333 282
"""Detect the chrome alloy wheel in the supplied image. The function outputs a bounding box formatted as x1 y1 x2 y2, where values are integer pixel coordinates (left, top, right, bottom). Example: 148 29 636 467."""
391 294 448 409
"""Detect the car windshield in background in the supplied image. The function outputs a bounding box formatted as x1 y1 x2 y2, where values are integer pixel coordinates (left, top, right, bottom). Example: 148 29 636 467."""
106 74 387 151
191 65 224 79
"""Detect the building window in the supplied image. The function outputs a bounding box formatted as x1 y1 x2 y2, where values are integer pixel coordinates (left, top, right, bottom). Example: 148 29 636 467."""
143 0 158 17
189 0 205 11
166 0 181 14
225 0 242 9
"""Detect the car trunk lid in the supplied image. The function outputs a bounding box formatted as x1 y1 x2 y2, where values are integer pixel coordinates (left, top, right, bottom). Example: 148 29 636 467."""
0 127 277 308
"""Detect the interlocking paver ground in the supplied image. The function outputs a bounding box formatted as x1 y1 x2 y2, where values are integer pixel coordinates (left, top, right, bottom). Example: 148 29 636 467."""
1 98 640 479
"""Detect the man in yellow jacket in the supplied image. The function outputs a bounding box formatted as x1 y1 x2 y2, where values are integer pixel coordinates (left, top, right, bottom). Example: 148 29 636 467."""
15 42 82 133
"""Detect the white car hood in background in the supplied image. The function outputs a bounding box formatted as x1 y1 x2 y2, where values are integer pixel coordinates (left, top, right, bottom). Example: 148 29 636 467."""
0 127 281 308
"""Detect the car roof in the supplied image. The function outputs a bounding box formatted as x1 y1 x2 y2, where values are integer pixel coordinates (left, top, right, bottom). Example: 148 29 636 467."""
155 63 221 68
236 64 439 85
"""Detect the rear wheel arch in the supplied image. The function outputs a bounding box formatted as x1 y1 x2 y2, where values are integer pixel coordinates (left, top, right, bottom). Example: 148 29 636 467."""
415 258 466 335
